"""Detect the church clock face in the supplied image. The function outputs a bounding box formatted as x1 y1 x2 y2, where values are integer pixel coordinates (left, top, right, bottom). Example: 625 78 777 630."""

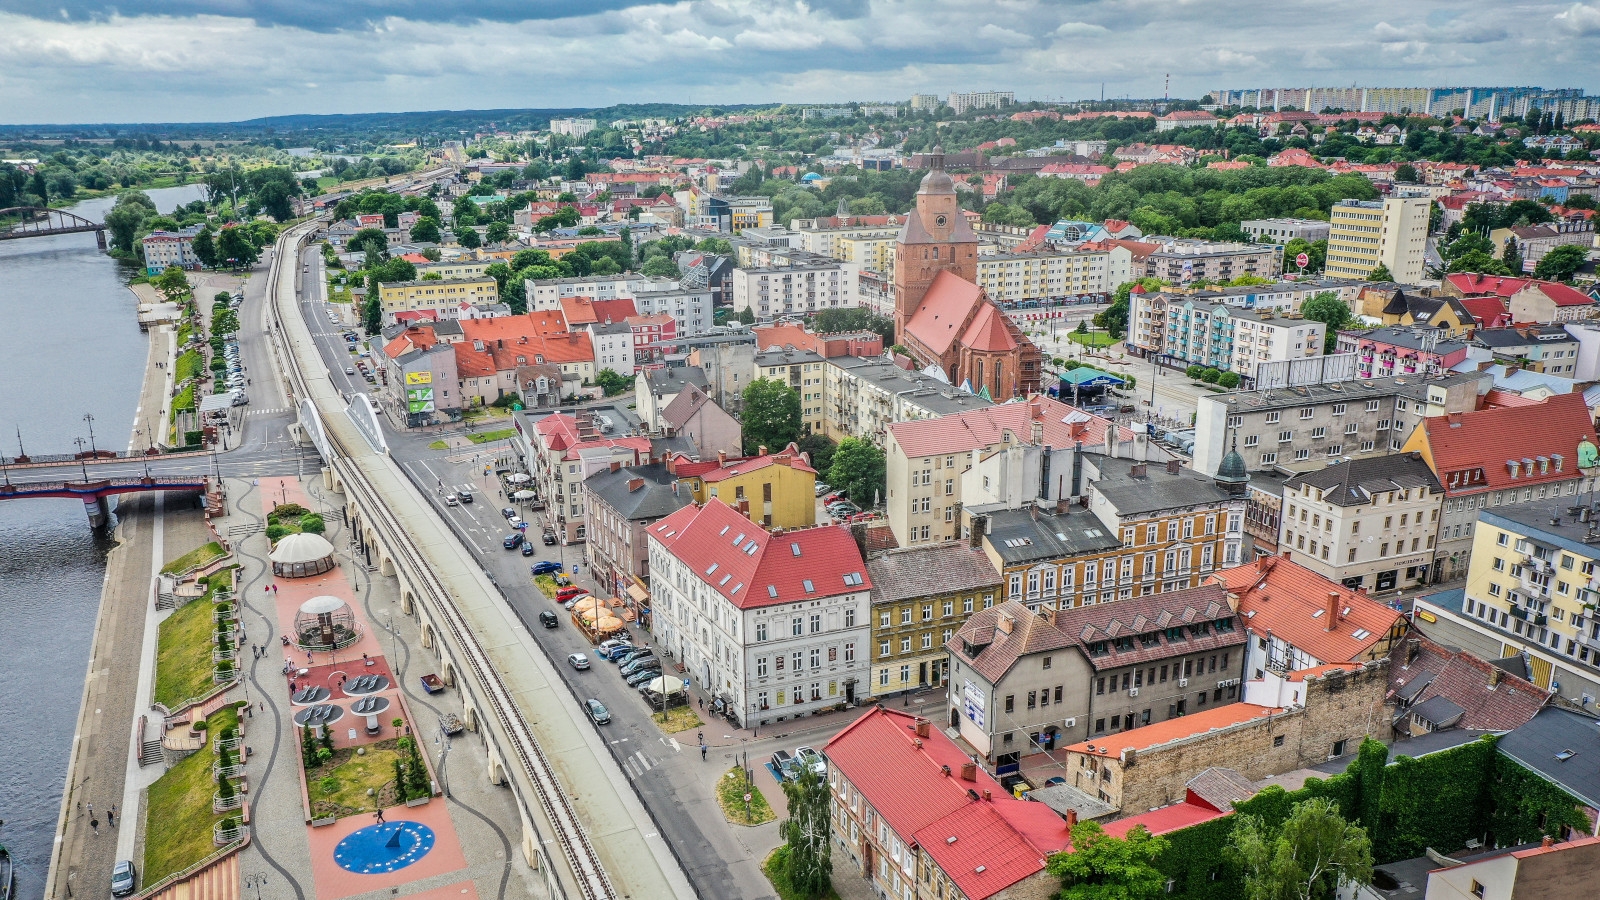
934 214 947 227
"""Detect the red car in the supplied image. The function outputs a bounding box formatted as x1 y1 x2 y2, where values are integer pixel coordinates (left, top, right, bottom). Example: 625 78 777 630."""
824 492 846 505
556 586 589 601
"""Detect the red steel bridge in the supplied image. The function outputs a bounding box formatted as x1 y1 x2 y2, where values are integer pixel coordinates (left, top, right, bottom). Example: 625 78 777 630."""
0 475 210 527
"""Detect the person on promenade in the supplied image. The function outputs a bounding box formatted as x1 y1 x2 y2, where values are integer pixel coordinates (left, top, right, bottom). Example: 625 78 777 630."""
89 817 99 835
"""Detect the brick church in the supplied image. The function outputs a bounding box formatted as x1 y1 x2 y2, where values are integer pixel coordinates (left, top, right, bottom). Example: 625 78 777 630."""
894 149 1042 399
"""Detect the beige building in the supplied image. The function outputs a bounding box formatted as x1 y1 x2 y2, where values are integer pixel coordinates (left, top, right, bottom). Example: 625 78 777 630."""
753 349 828 436
1279 454 1444 594
732 262 861 319
822 355 992 447
834 232 898 274
974 245 1133 302
377 277 499 325
1325 197 1430 283
415 260 492 280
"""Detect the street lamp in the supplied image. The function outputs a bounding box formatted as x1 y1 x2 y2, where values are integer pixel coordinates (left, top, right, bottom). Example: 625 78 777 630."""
83 413 97 456
73 437 90 481
244 872 267 900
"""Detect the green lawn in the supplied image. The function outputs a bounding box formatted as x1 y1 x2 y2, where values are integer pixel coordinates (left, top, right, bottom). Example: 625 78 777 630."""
466 428 516 444
534 574 559 598
428 440 450 450
716 767 775 826
153 592 222 709
651 705 702 734
161 541 224 575
1068 331 1117 348
143 704 239 884
306 744 405 818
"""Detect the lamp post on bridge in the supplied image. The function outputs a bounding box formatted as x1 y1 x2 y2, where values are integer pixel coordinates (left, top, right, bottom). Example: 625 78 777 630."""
73 437 90 482
83 413 97 456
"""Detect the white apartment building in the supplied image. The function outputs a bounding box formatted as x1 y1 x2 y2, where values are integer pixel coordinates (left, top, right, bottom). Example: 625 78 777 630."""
646 500 873 724
822 355 994 447
1279 454 1444 594
528 275 713 336
791 222 899 257
1240 218 1332 245
549 117 597 137
587 322 636 377
947 90 1015 114
1326 197 1430 283
732 263 860 320
1130 294 1325 382
974 245 1134 303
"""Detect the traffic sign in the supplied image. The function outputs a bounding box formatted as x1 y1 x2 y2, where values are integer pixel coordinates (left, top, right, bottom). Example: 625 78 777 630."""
1296 252 1310 268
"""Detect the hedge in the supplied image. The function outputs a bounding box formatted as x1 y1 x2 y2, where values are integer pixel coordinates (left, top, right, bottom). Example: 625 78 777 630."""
1154 736 1592 899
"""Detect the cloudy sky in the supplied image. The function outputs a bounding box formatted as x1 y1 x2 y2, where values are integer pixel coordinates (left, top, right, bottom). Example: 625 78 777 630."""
2 0 1598 124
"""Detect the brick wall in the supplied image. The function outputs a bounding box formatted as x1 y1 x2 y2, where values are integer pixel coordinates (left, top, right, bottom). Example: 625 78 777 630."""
1084 661 1390 813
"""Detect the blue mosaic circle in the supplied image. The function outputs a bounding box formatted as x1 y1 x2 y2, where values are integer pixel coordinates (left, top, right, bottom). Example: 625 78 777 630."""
333 820 436 874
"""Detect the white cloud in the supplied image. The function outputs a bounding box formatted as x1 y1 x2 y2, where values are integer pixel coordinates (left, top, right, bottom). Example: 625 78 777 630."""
1555 2 1600 34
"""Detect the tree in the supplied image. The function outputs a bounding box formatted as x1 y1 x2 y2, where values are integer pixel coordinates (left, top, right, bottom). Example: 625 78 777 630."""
594 369 630 396
641 256 680 278
740 379 801 456
535 206 580 231
192 226 217 268
798 433 837 477
216 225 258 269
1201 367 1222 384
694 237 733 255
827 438 886 508
104 190 155 253
256 181 295 222
485 221 511 244
1534 244 1589 281
1501 238 1524 275
1047 820 1168 900
777 765 832 900
1218 371 1241 389
153 266 190 303
1367 263 1392 282
454 226 482 249
1230 797 1373 900
1393 163 1419 183
1300 292 1354 353
409 216 442 243
349 227 389 262
1446 251 1511 276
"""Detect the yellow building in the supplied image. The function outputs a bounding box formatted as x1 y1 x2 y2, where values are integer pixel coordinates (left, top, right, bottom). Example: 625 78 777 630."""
865 542 1001 696
974 246 1133 303
377 277 499 325
681 448 818 529
753 353 828 437
1326 197 1429 283
834 232 898 274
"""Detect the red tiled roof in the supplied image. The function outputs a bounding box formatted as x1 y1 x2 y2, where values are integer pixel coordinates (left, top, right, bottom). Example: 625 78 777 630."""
1103 801 1227 838
1455 296 1512 328
889 395 1135 458
825 707 1068 900
1522 281 1594 308
1390 634 1548 731
1417 392 1597 493
1447 274 1531 299
1217 556 1403 665
533 412 650 461
959 303 1020 352
383 327 438 359
452 342 496 378
905 270 985 356
1064 703 1282 759
698 450 816 482
1483 389 1541 409
647 500 867 609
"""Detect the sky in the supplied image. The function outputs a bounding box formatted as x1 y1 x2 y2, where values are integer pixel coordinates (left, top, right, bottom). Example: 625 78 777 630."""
1 0 1598 125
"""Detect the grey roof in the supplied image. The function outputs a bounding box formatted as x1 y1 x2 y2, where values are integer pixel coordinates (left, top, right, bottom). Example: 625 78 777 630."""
1367 856 1447 900
585 464 690 522
1395 670 1437 703
1497 708 1600 808
1345 326 1469 356
754 349 825 367
1283 453 1442 507
866 542 1001 604
827 355 994 417
1185 767 1258 811
1410 695 1466 729
642 366 710 395
1025 782 1118 821
1091 465 1233 518
432 319 464 337
977 505 1122 566
1216 373 1483 415
1473 325 1576 350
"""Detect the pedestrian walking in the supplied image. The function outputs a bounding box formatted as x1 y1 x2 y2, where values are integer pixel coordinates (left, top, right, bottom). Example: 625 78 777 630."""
700 743 707 761
697 731 704 745
87 802 93 816
697 696 703 710
107 809 115 827
90 817 99 835
374 808 385 825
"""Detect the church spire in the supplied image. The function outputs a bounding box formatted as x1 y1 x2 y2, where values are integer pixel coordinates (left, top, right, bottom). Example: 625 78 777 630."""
930 144 945 171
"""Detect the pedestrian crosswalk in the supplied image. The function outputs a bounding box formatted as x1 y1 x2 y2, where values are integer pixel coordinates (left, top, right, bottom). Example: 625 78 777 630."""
245 407 289 416
621 749 657 779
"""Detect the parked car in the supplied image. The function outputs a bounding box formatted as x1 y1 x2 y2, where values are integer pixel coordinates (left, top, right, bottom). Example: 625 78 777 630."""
502 533 524 549
520 542 536 556
542 531 558 546
584 698 611 725
111 861 137 897
556 586 589 601
597 639 633 660
502 507 518 519
616 648 655 666
770 750 801 782
795 746 827 776
345 367 355 375
562 595 588 611
508 516 525 529
625 668 662 688
567 653 591 671
538 610 559 628
530 561 563 575
824 492 846 505
827 503 859 518
814 482 831 497
620 657 660 678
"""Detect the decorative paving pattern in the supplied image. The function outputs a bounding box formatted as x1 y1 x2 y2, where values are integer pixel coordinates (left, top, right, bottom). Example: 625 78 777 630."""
333 821 436 874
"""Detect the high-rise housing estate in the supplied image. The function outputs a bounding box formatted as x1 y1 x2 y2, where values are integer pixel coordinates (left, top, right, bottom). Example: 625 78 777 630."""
1211 85 1600 120
549 117 597 137
947 91 1015 114
909 93 942 113
1325 197 1430 283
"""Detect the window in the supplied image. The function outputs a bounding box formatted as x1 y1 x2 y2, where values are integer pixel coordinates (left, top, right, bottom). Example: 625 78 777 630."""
1244 434 1259 447
1266 412 1280 424
844 608 855 627
756 622 768 641
1279 430 1293 443
1005 695 1014 713
1311 427 1326 439
1299 407 1314 419
810 613 822 634
1332 403 1346 415
792 618 804 636
1470 880 1485 899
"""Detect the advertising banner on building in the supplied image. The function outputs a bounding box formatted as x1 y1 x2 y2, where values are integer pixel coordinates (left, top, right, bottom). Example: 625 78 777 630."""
962 679 986 728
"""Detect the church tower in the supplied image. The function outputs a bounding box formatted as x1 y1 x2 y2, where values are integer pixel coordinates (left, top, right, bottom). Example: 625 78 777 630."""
894 147 979 343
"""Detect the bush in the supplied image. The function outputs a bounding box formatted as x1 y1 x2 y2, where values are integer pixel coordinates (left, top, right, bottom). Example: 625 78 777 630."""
299 513 326 534
269 502 309 522
315 747 332 765
265 523 289 542
1218 371 1241 389
319 776 339 795
1201 368 1222 384
1185 365 1203 379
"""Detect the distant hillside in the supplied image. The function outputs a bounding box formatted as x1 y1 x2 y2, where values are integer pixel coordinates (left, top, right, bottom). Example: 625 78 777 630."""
0 103 767 140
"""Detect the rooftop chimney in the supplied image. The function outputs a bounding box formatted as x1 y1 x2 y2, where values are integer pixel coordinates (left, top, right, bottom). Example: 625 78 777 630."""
1130 463 1147 478
960 762 977 781
982 789 992 802
628 477 645 492
915 718 931 738
1542 836 1554 849
718 451 727 466
758 445 768 456
610 461 622 473
1066 810 1078 829
1326 591 1340 631
1166 459 1181 475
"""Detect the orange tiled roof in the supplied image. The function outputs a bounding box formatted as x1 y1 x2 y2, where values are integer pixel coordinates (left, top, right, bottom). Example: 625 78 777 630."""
1417 392 1596 493
1217 556 1403 665
1065 703 1282 759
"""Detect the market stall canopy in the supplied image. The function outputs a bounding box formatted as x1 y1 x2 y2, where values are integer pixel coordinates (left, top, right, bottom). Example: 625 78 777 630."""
512 490 536 500
641 675 684 695
506 473 532 483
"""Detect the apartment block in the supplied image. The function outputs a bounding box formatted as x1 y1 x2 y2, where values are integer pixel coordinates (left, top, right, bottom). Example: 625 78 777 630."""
732 263 860 320
1137 239 1282 283
753 349 828 436
1131 294 1325 383
973 245 1133 303
1339 326 1470 379
866 543 1001 697
1325 197 1430 283
1241 218 1332 245
1279 454 1444 593
823 355 992 448
376 277 499 326
528 274 713 337
947 90 1015 114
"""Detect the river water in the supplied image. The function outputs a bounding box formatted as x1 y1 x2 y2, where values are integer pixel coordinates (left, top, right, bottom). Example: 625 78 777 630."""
0 184 205 900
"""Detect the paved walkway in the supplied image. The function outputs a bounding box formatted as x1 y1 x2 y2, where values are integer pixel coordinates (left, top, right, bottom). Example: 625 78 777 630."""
225 473 538 900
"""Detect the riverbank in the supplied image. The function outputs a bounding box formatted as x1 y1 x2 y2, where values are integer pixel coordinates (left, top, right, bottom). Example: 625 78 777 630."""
41 309 192 899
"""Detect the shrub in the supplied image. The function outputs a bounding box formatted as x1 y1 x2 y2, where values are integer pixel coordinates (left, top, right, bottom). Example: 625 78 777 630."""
392 717 405 729
269 502 309 522
265 524 289 541
299 513 326 534
315 747 332 765
1218 371 1241 389
217 776 235 799
1185 365 1203 378
1201 368 1222 384
319 776 339 795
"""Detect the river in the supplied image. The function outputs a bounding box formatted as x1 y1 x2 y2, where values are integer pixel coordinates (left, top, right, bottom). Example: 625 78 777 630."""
0 184 206 900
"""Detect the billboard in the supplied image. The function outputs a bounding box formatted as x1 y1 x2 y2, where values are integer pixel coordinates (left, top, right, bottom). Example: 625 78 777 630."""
1253 353 1357 390
406 383 435 415
962 679 986 728
405 371 433 385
